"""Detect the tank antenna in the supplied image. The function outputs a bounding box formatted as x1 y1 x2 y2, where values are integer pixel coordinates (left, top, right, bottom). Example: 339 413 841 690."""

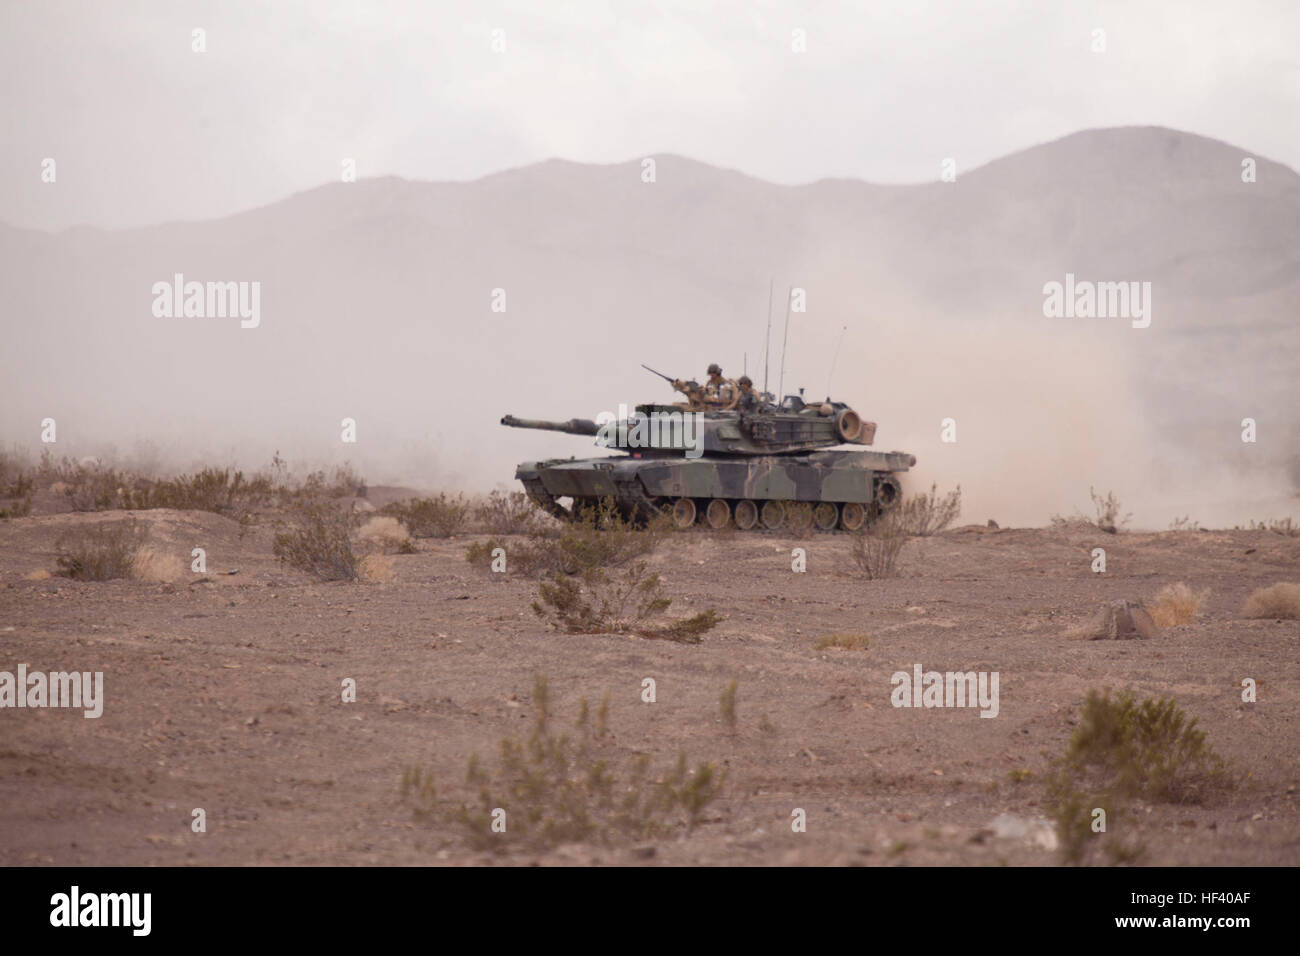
778 286 792 399
826 325 847 397
762 279 773 397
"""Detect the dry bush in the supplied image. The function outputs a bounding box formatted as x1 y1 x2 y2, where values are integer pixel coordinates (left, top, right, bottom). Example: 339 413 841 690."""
1245 517 1298 537
131 546 182 583
533 561 720 643
1090 487 1131 533
359 552 395 583
850 509 907 579
358 516 411 553
1148 582 1209 628
719 680 738 732
126 467 274 517
1045 690 1231 864
272 501 359 581
467 497 668 579
473 489 552 535
0 493 32 519
65 464 133 512
382 492 470 538
402 676 724 851
814 632 871 650
897 483 961 536
55 520 147 581
1242 582 1300 620
1168 515 1200 531
288 463 365 500
0 449 35 518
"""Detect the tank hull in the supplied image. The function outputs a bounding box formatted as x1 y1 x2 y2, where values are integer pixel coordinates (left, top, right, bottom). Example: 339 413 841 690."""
514 449 915 530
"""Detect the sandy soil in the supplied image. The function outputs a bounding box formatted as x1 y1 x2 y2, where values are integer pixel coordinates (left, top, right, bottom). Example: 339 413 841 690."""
1 500 1297 866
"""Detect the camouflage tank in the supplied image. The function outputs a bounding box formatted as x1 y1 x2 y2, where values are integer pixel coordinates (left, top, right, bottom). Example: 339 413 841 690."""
502 372 916 532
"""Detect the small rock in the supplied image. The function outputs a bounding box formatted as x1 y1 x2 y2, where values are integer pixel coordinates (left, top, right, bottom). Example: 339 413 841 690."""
989 812 1058 850
631 845 656 859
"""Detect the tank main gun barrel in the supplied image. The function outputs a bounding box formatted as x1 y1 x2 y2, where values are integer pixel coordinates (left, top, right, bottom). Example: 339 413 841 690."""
500 415 600 436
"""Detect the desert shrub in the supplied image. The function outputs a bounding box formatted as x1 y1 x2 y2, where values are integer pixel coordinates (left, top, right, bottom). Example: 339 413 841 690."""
473 489 551 535
35 449 80 486
1245 517 1298 537
1242 582 1300 620
533 560 720 643
403 675 724 851
272 501 359 581
897 483 961 536
1065 691 1228 802
131 546 181 583
0 494 32 519
1090 487 1131 534
358 516 411 553
1168 515 1200 531
65 464 133 512
55 520 147 581
126 467 274 516
1148 582 1209 628
850 509 907 579
1045 690 1231 863
359 552 395 583
291 463 364 500
466 537 506 571
0 451 35 517
719 680 738 732
0 450 34 498
556 498 669 571
814 632 871 650
469 497 668 579
382 492 470 538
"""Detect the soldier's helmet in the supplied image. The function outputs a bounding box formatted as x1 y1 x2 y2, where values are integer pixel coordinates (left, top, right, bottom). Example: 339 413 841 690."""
738 375 753 387
707 363 722 375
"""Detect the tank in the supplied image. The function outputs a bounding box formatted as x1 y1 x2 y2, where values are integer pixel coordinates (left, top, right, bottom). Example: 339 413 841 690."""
501 376 916 532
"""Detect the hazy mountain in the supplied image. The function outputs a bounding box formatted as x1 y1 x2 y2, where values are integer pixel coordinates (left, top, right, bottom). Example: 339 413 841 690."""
2 126 1297 525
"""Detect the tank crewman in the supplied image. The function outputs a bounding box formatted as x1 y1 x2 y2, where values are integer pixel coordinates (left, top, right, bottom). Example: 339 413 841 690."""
736 375 763 411
703 363 739 409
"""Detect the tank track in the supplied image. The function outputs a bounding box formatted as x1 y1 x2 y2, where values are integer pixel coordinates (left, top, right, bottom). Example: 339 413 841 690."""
521 477 571 519
526 476 901 534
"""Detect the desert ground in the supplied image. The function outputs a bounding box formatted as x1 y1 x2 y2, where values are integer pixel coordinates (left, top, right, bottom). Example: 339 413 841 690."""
1 485 1297 867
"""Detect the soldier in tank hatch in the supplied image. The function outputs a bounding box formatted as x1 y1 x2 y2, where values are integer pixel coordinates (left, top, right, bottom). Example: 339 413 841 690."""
736 375 763 411
703 363 738 408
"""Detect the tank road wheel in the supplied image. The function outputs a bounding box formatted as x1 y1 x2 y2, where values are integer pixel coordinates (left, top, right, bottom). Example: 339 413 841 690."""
813 502 840 531
787 502 813 532
705 498 731 529
840 502 867 531
760 500 787 530
671 497 698 529
733 499 759 530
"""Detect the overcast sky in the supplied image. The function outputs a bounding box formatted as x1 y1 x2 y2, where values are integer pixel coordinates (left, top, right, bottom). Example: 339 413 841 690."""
3 0 1297 231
